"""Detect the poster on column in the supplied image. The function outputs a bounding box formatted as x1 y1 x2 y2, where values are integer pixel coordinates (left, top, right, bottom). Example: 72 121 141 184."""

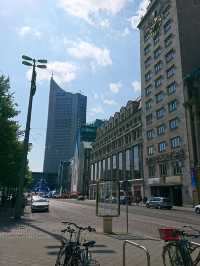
96 180 120 217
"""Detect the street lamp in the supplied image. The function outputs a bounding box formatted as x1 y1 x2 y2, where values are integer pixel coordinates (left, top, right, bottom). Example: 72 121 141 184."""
14 55 47 219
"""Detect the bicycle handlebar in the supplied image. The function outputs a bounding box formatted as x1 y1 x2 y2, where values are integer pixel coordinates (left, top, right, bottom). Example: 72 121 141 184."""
62 221 96 232
178 226 200 238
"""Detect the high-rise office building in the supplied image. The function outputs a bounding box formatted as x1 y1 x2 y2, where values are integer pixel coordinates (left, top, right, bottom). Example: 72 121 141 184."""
138 0 200 205
43 77 87 174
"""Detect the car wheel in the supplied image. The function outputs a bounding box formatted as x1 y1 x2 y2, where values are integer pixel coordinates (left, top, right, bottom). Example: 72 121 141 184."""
195 208 200 214
146 204 150 208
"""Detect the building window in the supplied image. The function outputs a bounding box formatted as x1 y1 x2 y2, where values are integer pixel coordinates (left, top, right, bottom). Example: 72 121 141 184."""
154 61 163 74
153 34 160 45
164 19 172 34
154 46 162 59
163 5 171 19
146 99 153 111
171 136 181 149
144 44 151 55
145 56 152 69
167 65 176 79
145 71 152 82
146 113 153 125
158 141 167 152
144 33 150 43
173 161 182 175
165 33 173 48
159 163 168 176
169 117 178 130
148 165 156 178
156 107 165 119
147 129 154 140
155 76 163 88
167 81 176 95
145 85 152 96
165 49 175 63
168 100 177 112
157 124 166 136
147 145 154 156
156 91 164 103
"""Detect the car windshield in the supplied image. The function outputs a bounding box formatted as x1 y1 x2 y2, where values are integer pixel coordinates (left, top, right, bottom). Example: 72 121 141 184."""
33 197 48 202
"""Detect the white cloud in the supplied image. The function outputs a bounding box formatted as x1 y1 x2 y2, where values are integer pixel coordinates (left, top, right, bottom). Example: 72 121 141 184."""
26 61 77 85
122 27 130 36
99 19 110 29
132 80 141 94
103 98 118 106
90 106 104 114
129 0 150 30
18 26 42 38
66 40 112 67
93 92 99 100
109 82 122 94
58 0 127 25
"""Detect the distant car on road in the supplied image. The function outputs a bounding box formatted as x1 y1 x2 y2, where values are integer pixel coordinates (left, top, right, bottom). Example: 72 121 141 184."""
194 204 200 214
120 190 132 205
31 196 49 213
146 197 173 210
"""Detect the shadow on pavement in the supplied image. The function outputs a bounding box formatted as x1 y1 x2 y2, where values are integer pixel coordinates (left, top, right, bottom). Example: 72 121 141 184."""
0 216 36 233
91 249 116 254
22 222 62 241
47 250 59 256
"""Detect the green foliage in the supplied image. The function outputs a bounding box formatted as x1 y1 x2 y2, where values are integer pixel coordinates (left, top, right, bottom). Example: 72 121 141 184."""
0 75 24 188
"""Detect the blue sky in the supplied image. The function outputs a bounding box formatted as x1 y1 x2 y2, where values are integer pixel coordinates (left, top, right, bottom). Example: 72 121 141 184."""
0 0 150 172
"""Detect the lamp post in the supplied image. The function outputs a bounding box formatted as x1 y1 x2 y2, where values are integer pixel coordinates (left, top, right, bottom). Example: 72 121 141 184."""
14 55 47 219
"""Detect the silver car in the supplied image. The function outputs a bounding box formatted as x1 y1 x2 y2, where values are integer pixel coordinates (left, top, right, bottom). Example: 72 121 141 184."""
194 204 200 214
31 196 49 212
146 197 173 209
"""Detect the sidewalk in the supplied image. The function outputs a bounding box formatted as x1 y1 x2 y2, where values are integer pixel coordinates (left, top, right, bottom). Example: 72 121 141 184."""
0 209 164 266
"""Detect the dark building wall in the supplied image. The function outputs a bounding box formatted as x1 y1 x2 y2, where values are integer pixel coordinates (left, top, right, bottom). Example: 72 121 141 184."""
176 0 200 76
43 78 87 174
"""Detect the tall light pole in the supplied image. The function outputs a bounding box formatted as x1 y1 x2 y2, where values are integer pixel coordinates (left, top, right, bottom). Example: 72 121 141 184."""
14 55 47 219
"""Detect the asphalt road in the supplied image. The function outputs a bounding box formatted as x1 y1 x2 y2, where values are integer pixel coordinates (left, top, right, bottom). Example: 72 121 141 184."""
36 199 200 240
1 199 199 266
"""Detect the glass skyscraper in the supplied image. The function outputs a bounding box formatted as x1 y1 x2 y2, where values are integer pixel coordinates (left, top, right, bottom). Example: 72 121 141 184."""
43 77 87 174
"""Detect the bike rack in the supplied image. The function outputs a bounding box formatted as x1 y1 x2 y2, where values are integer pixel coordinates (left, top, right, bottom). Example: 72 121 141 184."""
123 240 151 266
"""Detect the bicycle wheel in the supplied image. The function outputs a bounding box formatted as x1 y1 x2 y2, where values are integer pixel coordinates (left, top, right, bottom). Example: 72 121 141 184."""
162 242 186 266
55 246 67 266
56 245 73 266
190 242 200 266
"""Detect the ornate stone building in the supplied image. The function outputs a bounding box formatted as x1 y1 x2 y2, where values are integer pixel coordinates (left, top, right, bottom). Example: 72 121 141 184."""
89 100 143 200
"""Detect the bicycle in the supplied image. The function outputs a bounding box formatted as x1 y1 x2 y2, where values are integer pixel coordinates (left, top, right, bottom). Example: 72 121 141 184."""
55 221 100 266
159 226 200 266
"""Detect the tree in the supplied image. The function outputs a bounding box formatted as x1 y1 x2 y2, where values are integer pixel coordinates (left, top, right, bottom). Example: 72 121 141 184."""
0 75 23 192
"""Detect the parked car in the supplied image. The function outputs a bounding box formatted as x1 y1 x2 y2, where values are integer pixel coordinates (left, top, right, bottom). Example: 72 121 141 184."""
146 197 173 209
105 196 117 204
194 204 200 214
77 195 85 200
31 196 49 213
120 190 133 205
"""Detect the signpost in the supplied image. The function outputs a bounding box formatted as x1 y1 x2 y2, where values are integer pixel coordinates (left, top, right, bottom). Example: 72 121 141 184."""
122 180 129 234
